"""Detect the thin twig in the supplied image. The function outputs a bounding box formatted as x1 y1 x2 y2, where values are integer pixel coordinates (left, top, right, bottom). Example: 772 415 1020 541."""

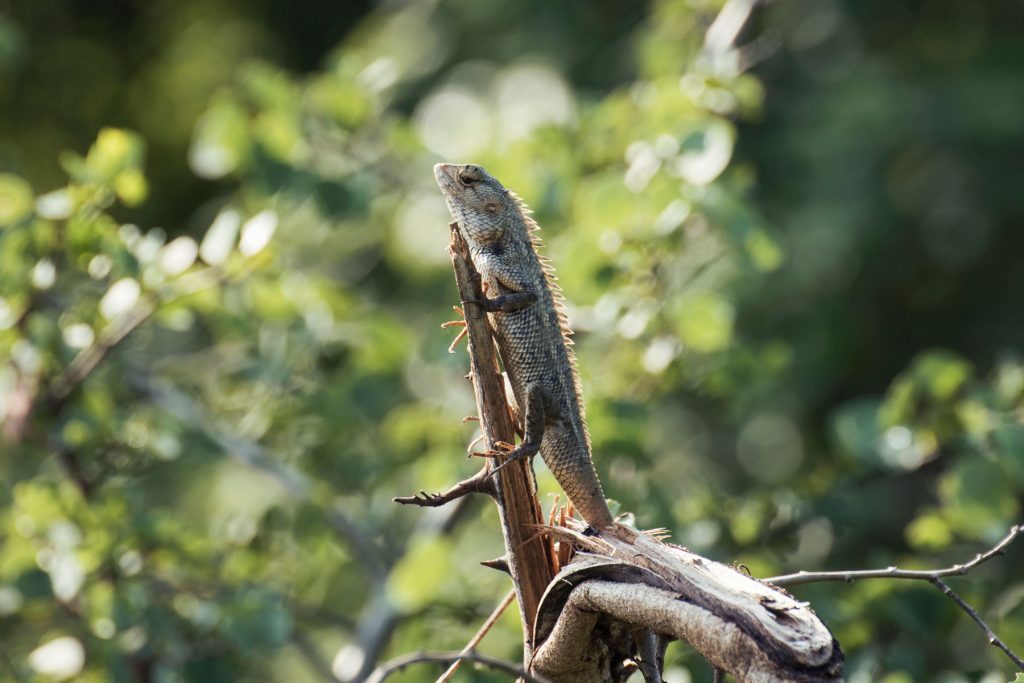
438 589 516 682
138 375 388 578
766 524 1022 586
291 631 341 683
766 524 1024 669
348 498 475 682
46 267 221 410
704 0 758 55
47 298 156 407
364 650 552 683
930 578 1024 669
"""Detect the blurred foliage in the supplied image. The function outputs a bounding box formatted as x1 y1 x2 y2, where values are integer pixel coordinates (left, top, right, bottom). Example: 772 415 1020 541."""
1 0 1023 682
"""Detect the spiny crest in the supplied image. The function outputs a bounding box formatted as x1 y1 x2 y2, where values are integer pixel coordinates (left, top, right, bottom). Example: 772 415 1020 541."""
509 190 591 449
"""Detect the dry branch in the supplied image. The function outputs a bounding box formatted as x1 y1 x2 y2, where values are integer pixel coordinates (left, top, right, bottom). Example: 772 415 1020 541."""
532 522 843 683
394 223 554 661
364 649 552 683
766 523 1024 670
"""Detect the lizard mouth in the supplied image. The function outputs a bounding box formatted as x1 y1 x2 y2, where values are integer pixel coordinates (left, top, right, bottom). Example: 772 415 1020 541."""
433 163 459 191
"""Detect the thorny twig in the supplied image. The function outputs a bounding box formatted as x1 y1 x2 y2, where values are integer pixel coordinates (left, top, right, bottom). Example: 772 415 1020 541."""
767 524 1024 669
438 589 516 682
364 650 553 683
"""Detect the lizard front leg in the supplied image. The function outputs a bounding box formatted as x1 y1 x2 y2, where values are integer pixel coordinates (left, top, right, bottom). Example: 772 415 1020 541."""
465 266 538 313
464 289 537 313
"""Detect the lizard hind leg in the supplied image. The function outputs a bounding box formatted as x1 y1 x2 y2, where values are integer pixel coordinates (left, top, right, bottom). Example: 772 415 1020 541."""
487 381 551 479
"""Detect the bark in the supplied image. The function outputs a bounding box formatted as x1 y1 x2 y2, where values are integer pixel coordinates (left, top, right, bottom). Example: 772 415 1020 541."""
447 223 555 659
531 530 843 682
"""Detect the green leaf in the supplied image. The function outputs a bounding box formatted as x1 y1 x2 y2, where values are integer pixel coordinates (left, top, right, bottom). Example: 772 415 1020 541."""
190 96 251 179
221 585 292 649
939 458 1019 538
90 128 144 178
0 173 34 227
916 351 972 400
744 228 783 272
905 511 952 551
676 290 735 353
113 168 148 206
386 536 453 612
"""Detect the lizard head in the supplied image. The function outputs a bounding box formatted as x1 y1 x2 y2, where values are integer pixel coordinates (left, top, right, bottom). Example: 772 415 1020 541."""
434 163 513 244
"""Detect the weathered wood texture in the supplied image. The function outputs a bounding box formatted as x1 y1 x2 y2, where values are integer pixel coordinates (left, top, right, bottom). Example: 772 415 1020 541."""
447 223 554 660
532 521 843 683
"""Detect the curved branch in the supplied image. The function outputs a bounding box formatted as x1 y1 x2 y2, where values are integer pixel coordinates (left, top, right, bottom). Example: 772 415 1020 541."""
532 529 842 682
533 580 839 683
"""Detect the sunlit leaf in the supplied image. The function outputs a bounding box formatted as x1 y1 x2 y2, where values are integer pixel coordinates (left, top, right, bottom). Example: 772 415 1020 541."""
0 173 34 227
386 536 453 612
675 290 735 353
905 512 952 551
744 228 784 272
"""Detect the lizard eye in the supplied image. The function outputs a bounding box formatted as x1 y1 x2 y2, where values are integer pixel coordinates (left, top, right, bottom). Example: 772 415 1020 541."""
458 165 484 187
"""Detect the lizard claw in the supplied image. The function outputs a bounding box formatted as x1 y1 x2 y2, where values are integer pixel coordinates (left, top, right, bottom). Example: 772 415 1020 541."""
486 441 540 478
468 440 515 461
446 327 468 353
442 306 469 352
394 490 446 506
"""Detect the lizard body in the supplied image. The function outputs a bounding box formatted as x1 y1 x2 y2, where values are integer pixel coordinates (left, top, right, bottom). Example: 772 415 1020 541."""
434 162 615 530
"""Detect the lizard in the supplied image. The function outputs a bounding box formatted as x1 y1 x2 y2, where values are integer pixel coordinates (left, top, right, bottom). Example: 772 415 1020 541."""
434 162 616 531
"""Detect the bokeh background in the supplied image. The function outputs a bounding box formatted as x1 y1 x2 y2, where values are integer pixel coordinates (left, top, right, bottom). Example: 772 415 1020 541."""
1 0 1023 681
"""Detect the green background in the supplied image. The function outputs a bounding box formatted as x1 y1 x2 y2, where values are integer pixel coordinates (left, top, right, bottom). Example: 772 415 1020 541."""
0 0 1022 681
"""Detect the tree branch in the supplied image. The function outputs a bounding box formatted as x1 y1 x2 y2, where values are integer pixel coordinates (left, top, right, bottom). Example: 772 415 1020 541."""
531 525 842 682
765 523 1024 669
45 267 221 411
930 578 1024 669
393 467 494 507
364 650 552 683
438 589 516 682
291 631 342 683
766 524 1022 587
392 223 554 663
137 375 388 578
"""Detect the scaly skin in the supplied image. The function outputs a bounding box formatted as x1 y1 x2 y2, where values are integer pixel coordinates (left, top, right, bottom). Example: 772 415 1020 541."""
434 162 615 530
